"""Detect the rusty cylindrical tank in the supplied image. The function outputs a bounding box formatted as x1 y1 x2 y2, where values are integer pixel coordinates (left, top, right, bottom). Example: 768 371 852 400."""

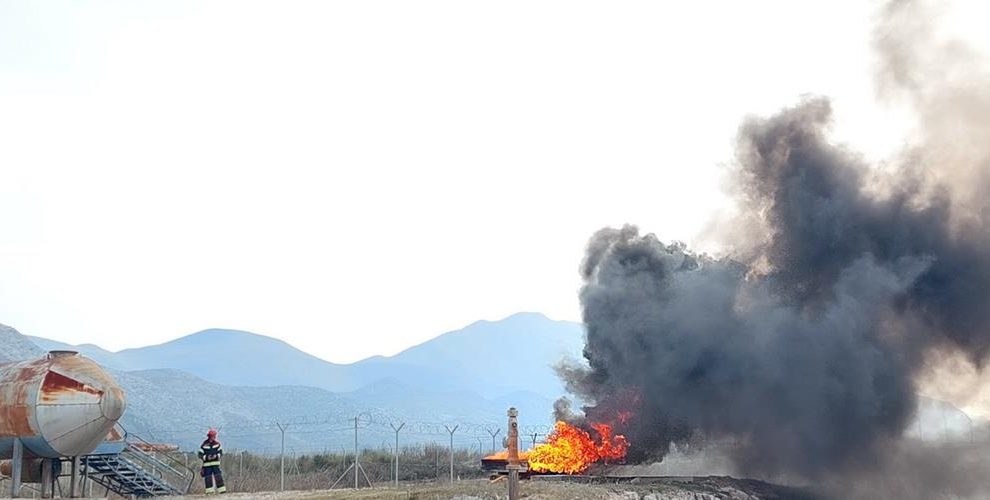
0 458 46 483
0 351 125 459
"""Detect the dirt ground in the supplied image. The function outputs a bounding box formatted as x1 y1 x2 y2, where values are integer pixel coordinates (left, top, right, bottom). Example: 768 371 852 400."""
161 476 817 499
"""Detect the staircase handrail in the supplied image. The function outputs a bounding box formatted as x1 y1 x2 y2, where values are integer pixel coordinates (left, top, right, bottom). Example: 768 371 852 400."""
120 426 197 494
124 443 184 478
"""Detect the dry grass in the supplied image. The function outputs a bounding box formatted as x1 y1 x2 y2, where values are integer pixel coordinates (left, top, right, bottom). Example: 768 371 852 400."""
180 447 488 495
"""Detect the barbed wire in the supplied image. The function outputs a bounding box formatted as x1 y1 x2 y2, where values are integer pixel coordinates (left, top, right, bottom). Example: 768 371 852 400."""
134 411 554 441
126 408 557 458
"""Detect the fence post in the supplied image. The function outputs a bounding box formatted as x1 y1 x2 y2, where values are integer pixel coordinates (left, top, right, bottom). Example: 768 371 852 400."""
390 422 405 487
444 425 459 484
275 423 289 491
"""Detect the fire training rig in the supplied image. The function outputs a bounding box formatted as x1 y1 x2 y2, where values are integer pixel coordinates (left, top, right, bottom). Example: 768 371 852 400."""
0 351 193 497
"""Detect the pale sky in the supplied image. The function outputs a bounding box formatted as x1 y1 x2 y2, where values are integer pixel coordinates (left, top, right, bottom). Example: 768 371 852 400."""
1 1 986 363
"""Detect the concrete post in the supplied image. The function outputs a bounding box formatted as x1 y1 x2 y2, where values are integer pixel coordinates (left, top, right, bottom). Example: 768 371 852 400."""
276 422 289 492
390 422 404 488
487 428 501 454
443 425 458 484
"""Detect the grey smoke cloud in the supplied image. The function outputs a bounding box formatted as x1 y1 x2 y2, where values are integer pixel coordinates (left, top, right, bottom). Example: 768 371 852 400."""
560 0 990 481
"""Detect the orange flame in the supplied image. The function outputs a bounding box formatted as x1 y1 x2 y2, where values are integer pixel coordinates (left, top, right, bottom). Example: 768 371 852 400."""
527 421 628 474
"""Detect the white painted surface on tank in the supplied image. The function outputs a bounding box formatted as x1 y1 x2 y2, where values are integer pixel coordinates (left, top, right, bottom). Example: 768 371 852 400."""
0 352 125 458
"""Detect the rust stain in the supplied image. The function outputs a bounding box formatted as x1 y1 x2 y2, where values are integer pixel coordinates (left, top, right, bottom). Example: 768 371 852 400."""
106 426 123 441
0 404 34 437
131 442 179 452
1 458 44 482
52 354 117 387
483 450 531 461
11 363 48 383
40 370 103 401
0 359 46 438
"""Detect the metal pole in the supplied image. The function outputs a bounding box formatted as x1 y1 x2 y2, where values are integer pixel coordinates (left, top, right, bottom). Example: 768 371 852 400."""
10 438 22 498
354 417 359 489
390 422 405 487
444 425 459 484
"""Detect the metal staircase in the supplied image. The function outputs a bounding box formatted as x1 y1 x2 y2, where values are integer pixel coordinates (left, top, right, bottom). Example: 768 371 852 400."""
81 428 194 497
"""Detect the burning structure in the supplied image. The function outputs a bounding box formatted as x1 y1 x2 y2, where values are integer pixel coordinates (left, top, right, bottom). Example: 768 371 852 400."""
483 420 628 477
554 0 990 487
527 421 627 474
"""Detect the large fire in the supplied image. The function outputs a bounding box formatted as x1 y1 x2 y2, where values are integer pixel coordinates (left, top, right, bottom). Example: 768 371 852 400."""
526 421 628 474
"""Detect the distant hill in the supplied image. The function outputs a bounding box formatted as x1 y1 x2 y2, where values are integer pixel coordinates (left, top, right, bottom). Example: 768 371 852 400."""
121 328 357 391
34 329 354 388
29 336 125 369
112 368 361 452
114 369 553 453
30 312 585 400
0 323 44 362
348 312 584 398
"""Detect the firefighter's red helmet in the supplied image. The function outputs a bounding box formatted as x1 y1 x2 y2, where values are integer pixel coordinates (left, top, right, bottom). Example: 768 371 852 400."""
207 428 218 438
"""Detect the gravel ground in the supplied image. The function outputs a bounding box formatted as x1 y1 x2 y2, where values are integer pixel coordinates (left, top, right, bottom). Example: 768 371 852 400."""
161 477 818 500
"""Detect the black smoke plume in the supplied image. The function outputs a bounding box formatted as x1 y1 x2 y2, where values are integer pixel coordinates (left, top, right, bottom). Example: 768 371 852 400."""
559 0 990 481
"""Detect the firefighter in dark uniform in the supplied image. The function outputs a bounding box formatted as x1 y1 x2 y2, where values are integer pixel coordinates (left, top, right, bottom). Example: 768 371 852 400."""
198 428 226 494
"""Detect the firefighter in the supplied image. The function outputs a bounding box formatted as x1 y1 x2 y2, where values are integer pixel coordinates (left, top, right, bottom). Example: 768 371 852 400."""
198 428 226 494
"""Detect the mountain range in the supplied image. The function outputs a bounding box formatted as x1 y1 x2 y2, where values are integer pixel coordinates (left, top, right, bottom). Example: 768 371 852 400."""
28 312 584 399
14 313 583 451
4 313 979 454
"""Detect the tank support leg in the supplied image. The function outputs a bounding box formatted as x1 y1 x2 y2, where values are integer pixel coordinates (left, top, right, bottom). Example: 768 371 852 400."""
69 456 79 497
10 439 22 498
80 458 89 497
40 458 51 498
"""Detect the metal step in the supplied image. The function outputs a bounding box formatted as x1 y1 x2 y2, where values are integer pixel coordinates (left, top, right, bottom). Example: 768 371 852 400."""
82 447 186 497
